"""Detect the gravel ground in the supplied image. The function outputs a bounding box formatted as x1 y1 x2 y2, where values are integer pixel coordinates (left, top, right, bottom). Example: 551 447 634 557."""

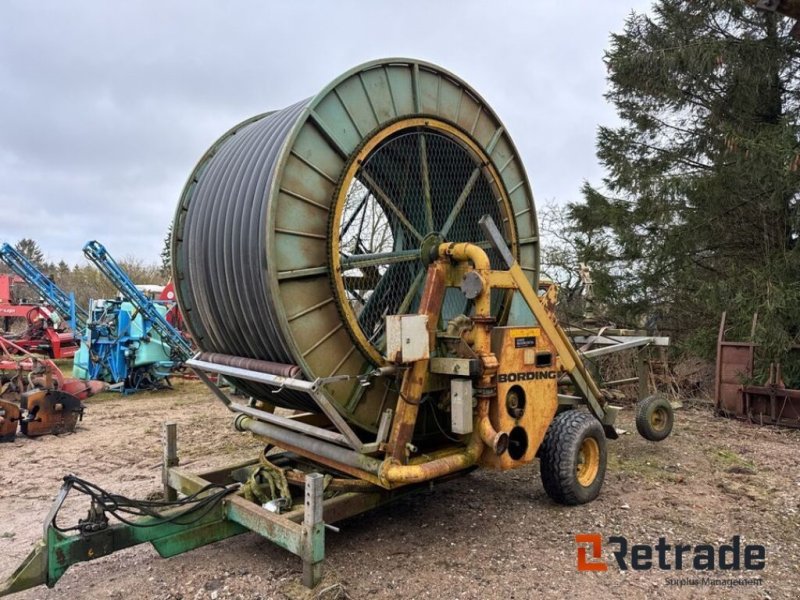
1 380 798 599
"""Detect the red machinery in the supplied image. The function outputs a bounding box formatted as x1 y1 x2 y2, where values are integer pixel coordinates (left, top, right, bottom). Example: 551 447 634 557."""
159 280 186 331
0 274 35 323
0 336 105 441
0 274 80 359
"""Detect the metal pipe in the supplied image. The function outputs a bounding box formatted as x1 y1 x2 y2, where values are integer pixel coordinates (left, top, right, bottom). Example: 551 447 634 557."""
437 242 491 272
231 403 350 447
379 429 484 486
186 359 317 393
234 415 382 476
437 243 492 346
580 337 655 358
238 407 492 487
601 376 640 388
436 243 492 349
196 352 301 378
475 397 508 454
379 397 508 484
434 243 504 454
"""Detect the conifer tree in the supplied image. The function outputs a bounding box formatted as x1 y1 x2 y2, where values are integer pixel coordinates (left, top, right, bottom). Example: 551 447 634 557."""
574 0 800 361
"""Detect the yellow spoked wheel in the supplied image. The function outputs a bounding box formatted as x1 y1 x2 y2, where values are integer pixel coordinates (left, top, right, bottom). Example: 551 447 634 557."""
329 118 518 366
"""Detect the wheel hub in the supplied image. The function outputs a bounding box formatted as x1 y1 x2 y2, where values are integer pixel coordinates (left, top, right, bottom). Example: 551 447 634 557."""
651 407 667 431
576 437 600 487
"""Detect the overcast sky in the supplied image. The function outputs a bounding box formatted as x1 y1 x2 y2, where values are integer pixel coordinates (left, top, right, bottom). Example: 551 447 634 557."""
0 1 652 266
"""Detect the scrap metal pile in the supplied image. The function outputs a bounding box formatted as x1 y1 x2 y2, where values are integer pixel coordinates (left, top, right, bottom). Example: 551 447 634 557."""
715 312 800 428
0 336 104 441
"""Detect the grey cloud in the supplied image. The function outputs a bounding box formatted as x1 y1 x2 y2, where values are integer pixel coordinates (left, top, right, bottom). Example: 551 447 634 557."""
0 0 651 266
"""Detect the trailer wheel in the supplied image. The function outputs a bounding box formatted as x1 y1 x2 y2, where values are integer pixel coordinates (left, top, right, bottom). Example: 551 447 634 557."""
539 411 607 505
635 396 674 441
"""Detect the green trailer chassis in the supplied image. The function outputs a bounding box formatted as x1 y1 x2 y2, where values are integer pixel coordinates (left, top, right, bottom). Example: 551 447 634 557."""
0 423 420 597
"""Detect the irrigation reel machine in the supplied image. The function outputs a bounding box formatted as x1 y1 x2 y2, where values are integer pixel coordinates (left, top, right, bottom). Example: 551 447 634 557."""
1 59 673 595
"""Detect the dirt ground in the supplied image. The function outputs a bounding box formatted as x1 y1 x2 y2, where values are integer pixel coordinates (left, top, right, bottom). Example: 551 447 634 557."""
1 380 798 599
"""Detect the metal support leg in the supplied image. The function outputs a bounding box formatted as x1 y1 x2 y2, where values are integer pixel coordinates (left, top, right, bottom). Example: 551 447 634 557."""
301 473 324 588
162 422 178 501
637 353 650 401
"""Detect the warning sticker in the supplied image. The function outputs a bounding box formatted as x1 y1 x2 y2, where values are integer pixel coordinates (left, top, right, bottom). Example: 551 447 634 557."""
514 336 536 348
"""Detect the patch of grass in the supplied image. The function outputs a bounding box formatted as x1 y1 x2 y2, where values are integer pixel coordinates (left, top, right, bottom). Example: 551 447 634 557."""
711 448 756 472
610 453 678 482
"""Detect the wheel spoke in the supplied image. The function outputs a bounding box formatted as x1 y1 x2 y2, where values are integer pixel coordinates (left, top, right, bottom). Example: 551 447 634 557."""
359 171 424 243
418 134 434 232
339 192 369 239
397 268 426 315
340 249 419 270
440 166 482 238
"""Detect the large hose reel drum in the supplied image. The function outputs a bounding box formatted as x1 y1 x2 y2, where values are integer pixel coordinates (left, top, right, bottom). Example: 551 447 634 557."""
172 58 539 436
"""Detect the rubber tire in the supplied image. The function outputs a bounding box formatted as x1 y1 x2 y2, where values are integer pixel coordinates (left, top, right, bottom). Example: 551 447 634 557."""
635 395 674 442
539 411 607 505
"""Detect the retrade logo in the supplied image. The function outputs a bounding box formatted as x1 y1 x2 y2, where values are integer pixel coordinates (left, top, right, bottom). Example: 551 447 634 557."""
576 534 766 572
576 534 607 572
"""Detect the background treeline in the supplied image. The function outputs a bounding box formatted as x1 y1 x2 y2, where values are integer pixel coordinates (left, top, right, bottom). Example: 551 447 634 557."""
0 238 167 311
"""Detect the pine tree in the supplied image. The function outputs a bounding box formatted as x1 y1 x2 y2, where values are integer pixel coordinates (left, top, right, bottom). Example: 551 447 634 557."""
573 0 800 363
160 223 172 276
15 238 46 269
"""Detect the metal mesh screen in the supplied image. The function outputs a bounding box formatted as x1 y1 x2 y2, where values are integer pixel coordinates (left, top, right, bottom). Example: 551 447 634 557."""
337 129 511 355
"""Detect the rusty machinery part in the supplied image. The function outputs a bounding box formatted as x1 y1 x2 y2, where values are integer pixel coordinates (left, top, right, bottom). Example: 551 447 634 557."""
173 58 539 434
1 334 106 401
194 352 301 378
18 390 84 437
283 468 378 493
716 312 800 428
0 399 20 442
0 335 64 388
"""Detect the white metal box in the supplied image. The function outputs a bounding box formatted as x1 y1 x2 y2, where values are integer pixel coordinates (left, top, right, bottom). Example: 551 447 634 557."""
450 378 473 434
385 315 429 363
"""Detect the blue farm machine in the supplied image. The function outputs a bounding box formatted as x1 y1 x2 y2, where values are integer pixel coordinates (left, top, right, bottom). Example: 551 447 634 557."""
72 241 193 392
